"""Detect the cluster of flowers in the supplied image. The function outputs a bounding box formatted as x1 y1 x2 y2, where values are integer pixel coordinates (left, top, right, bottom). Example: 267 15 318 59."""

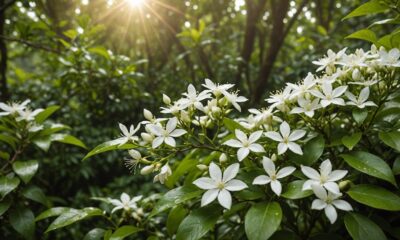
0 99 44 131
99 46 400 223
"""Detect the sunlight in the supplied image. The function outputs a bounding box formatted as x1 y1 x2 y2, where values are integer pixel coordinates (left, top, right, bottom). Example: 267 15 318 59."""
127 0 145 8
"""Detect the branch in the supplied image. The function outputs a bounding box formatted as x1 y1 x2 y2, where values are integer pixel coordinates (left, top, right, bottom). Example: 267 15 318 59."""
0 35 60 53
282 0 310 39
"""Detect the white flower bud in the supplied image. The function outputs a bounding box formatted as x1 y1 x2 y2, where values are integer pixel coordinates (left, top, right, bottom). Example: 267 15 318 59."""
163 94 171 105
197 164 208 171
180 110 191 123
219 153 227 163
271 154 277 162
211 106 221 115
141 132 153 143
352 69 361 81
140 165 154 175
143 109 153 121
128 149 141 160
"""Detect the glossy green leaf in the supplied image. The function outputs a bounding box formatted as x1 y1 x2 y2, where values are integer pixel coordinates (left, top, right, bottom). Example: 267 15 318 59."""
45 207 103 232
0 197 11 216
165 150 198 188
223 117 246 132
0 176 20 198
83 228 106 240
341 151 397 186
290 135 324 165
149 185 202 217
352 109 368 124
12 160 39 184
9 207 35 240
343 0 388 20
22 185 48 206
35 105 60 124
348 184 400 211
167 205 188 236
341 132 362 150
281 180 313 199
345 29 377 43
0 134 17 149
36 207 72 221
83 140 135 160
110 226 141 240
51 134 87 149
176 205 221 240
88 46 111 59
344 213 387 240
379 131 400 152
393 157 400 175
245 202 282 240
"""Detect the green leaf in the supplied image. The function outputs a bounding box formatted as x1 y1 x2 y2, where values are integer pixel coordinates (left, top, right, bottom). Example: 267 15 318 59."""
343 0 388 20
36 207 72 221
344 213 387 240
83 228 106 240
45 207 103 232
83 140 135 160
165 150 198 188
167 205 188 236
51 134 87 149
345 29 377 43
0 134 17 149
379 131 400 152
149 185 202 217
35 105 60 124
348 184 400 211
341 132 362 150
245 202 282 240
176 205 221 240
290 135 324 165
110 226 141 240
9 207 35 240
341 151 397 186
0 176 20 198
0 197 11 216
352 109 368 124
88 46 111 60
281 180 313 199
223 117 246 132
22 185 48 206
393 157 400 175
12 160 39 184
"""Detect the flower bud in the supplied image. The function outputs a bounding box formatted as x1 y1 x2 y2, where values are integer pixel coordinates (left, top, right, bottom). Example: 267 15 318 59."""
219 153 227 163
352 69 361 81
180 110 191 123
140 165 154 175
339 180 352 192
271 154 277 162
128 149 141 160
196 164 208 171
163 94 171 105
143 109 153 121
141 132 153 143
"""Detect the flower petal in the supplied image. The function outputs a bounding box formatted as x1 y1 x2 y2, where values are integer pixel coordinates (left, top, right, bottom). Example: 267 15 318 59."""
311 199 327 210
201 189 219 207
152 137 164 148
218 189 232 209
235 129 248 143
224 139 243 148
320 159 332 176
237 147 250 161
277 143 288 155
280 121 291 138
223 163 239 182
302 179 317 191
166 117 177 133
169 129 187 137
262 157 275 175
324 204 338 224
332 200 353 211
249 130 263 143
328 170 348 182
323 182 340 194
288 142 303 155
209 162 222 181
276 166 296 179
252 175 271 185
248 143 265 153
265 132 283 142
121 193 130 203
301 166 320 180
288 130 306 141
164 137 176 147
271 180 282 196
312 184 328 200
225 179 247 191
193 177 217 190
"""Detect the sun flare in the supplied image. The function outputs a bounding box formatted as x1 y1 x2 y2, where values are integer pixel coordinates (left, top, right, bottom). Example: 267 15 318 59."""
127 0 145 8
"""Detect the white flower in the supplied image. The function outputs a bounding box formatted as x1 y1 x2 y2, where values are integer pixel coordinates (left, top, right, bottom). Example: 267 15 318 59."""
124 149 142 171
287 73 316 99
312 48 347 72
116 123 140 146
345 87 377 108
338 49 367 67
153 163 172 184
248 108 281 126
224 92 247 112
178 84 210 110
16 108 43 122
290 97 321 117
202 78 234 97
160 101 184 114
266 86 292 111
311 184 352 224
109 193 142 213
378 48 400 67
310 83 347 107
265 121 306 155
253 157 295 196
301 159 347 194
147 117 186 148
224 130 265 161
0 99 30 116
193 162 247 209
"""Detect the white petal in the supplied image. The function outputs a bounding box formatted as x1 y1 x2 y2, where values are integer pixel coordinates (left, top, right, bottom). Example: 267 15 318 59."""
224 139 243 148
218 189 232 209
301 166 320 180
333 86 348 97
237 147 250 161
323 182 340 194
111 206 123 213
320 159 332 176
262 157 275 175
147 124 163 136
248 143 265 153
225 179 247 191
312 184 328 200
271 180 282 196
288 142 303 155
209 162 222 181
277 143 288 155
324 204 338 224
119 123 129 136
288 130 306 141
320 99 331 107
302 179 317 191
166 117 177 133
223 163 239 182
311 199 327 210
332 200 353 211
328 170 348 182
332 98 345 106
169 129 187 137
265 131 283 142
280 121 291 138
235 129 248 143
193 177 217 190
164 137 176 147
248 130 263 143
120 193 130 203
276 166 296 178
152 137 164 148
201 189 219 206
252 175 271 185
